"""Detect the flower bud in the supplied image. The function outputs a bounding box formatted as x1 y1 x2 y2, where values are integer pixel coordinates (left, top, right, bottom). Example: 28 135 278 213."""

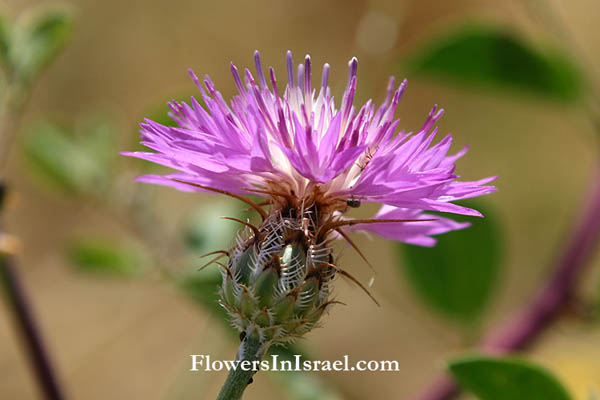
219 214 335 344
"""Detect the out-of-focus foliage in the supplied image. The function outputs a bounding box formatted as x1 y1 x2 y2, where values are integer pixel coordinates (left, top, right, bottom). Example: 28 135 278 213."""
0 14 10 68
4 8 72 83
448 355 572 400
6 2 591 397
182 203 243 258
405 24 583 102
67 236 148 277
23 119 115 195
268 358 342 400
139 102 178 128
397 200 502 323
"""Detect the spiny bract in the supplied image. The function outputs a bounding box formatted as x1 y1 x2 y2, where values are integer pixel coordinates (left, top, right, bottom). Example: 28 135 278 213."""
220 212 337 344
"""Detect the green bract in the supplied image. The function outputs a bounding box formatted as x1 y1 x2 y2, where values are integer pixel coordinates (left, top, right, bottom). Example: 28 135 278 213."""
219 214 335 345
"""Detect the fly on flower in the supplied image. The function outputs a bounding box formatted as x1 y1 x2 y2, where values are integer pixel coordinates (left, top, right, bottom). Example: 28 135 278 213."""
123 51 496 344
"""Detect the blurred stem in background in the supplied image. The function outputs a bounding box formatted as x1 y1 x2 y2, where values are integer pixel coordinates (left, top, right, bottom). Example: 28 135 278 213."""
0 254 65 400
0 89 66 398
412 166 600 400
0 79 29 169
0 7 73 400
409 1 600 399
3 1 600 399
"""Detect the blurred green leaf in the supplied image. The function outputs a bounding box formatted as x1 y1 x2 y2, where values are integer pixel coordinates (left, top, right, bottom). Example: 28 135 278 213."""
448 356 572 400
67 237 147 277
78 117 116 170
406 24 583 102
178 269 224 315
182 202 244 257
23 119 115 195
397 200 501 322
589 278 600 322
143 102 177 128
10 8 73 82
269 363 342 400
0 13 10 68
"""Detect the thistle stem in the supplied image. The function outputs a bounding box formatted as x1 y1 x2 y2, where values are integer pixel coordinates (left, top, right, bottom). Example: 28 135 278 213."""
411 164 600 400
216 333 264 400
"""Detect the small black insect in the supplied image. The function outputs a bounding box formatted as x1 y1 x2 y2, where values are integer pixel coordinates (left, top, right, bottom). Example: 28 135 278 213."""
346 198 361 208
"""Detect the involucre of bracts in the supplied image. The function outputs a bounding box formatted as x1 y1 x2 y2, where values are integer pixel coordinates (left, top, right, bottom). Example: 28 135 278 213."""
220 212 337 344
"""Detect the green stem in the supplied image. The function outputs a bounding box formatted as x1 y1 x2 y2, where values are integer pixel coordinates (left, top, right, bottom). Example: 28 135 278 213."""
216 333 265 400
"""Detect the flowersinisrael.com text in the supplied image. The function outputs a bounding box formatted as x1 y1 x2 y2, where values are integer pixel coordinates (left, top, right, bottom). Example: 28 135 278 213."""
190 354 400 373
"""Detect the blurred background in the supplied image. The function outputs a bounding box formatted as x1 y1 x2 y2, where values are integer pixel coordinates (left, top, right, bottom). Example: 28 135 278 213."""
1 0 599 399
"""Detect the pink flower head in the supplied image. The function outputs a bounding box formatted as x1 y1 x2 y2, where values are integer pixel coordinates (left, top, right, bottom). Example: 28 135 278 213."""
123 51 496 247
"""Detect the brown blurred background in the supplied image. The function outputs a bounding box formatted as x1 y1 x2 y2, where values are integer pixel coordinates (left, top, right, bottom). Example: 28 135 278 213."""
1 0 600 399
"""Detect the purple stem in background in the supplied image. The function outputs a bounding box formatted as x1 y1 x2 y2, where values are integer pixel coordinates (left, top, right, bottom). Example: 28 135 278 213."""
412 164 600 400
0 254 65 400
1 184 65 400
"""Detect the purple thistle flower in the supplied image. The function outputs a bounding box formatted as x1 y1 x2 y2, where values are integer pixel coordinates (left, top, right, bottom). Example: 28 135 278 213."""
123 51 496 247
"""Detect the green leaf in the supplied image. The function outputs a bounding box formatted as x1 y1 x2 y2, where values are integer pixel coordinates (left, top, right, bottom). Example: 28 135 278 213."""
182 203 244 257
0 13 10 68
268 345 343 400
448 356 572 400
23 119 115 195
269 364 342 400
405 24 583 102
397 200 502 322
178 269 224 316
10 8 73 82
77 117 116 172
67 237 148 277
